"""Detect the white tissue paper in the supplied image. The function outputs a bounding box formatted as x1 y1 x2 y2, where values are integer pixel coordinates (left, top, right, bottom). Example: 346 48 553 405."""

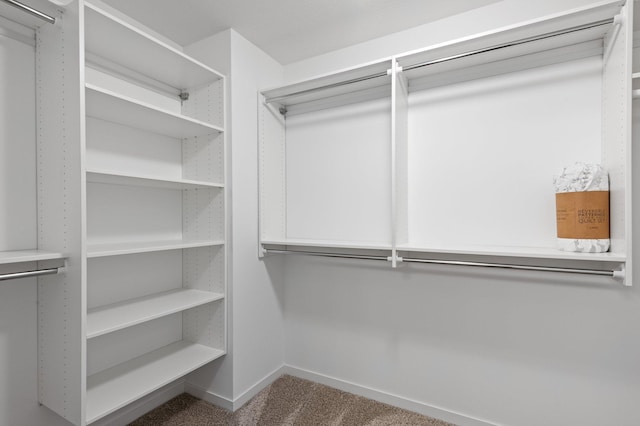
553 162 610 253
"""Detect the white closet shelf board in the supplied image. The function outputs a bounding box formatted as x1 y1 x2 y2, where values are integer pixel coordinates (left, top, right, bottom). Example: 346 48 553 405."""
84 2 222 90
87 239 224 258
87 288 224 339
87 169 224 190
86 340 224 423
261 239 392 251
397 0 621 88
397 244 626 262
261 60 392 110
0 249 65 264
85 84 223 138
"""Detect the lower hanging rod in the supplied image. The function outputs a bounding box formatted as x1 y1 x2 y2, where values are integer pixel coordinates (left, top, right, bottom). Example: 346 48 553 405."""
1 0 55 24
401 257 618 277
264 249 621 278
264 249 389 262
0 267 59 282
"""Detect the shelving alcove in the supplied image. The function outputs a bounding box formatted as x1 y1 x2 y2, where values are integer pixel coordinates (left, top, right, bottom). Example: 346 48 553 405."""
29 0 228 425
258 0 632 285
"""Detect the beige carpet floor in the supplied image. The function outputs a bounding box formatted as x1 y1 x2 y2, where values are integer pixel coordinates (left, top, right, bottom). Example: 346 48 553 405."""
129 375 456 425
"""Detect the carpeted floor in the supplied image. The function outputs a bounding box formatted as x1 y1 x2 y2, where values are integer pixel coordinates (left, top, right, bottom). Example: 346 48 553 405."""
129 375 456 425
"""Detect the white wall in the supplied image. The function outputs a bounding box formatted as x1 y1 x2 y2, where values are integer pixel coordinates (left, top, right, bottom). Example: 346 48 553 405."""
279 1 640 425
186 29 286 406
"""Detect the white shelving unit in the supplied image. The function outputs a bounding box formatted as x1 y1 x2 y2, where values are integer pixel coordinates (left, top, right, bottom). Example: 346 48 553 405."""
259 0 632 284
34 1 227 425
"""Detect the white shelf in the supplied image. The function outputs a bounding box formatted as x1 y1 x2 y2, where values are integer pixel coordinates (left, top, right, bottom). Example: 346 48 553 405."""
84 2 222 90
262 60 392 110
87 289 224 339
87 169 224 190
87 239 224 258
85 84 223 139
0 250 65 265
86 340 224 423
396 243 626 263
261 239 392 251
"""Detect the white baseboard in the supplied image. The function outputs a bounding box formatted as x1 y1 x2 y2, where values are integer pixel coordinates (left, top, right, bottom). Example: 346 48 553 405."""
91 381 185 426
283 365 499 426
185 364 286 412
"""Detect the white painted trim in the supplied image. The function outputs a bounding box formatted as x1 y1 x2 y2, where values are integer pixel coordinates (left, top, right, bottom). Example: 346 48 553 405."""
185 365 286 412
283 365 500 426
184 382 234 412
231 365 286 410
90 381 185 426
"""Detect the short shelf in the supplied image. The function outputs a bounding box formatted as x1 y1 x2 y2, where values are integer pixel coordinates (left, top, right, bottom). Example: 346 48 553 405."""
396 243 626 263
0 250 65 264
87 169 224 190
261 238 392 252
86 340 224 423
87 239 224 258
84 2 222 90
87 289 224 339
85 84 223 139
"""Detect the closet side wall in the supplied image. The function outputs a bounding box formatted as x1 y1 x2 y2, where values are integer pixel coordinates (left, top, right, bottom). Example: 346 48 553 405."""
185 29 286 406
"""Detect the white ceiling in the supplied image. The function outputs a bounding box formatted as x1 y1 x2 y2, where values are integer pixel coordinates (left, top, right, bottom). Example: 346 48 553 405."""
101 0 500 65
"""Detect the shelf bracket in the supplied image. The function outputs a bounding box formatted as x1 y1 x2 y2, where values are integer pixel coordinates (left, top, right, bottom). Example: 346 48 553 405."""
602 14 623 66
279 106 287 116
614 264 628 286
387 252 403 268
179 91 190 102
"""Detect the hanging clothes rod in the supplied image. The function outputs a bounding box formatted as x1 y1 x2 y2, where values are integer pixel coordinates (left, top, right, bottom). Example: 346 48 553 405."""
402 18 614 73
264 17 614 105
264 249 389 262
0 267 59 282
401 257 618 277
1 0 55 24
264 249 621 278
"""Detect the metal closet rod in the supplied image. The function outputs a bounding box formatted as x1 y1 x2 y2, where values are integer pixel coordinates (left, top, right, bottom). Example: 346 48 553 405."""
0 267 59 282
1 0 56 24
264 17 614 105
264 249 617 277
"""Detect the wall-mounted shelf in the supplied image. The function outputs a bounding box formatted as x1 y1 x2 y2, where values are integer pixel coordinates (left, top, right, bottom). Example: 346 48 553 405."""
87 169 224 190
261 239 392 252
87 239 224 258
0 249 65 264
86 340 224 424
259 0 632 285
87 288 224 339
85 84 222 138
84 1 223 91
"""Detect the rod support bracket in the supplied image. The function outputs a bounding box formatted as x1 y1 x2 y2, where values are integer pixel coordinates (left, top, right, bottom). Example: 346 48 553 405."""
179 91 190 102
279 106 288 116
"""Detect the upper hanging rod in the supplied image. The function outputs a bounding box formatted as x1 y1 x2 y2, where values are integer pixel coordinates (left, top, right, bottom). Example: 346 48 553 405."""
264 249 622 279
265 72 389 105
0 267 60 282
264 17 614 105
402 18 614 73
1 0 55 24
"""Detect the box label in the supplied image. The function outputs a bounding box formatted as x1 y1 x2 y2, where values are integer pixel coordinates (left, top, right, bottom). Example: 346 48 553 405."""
556 191 609 239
